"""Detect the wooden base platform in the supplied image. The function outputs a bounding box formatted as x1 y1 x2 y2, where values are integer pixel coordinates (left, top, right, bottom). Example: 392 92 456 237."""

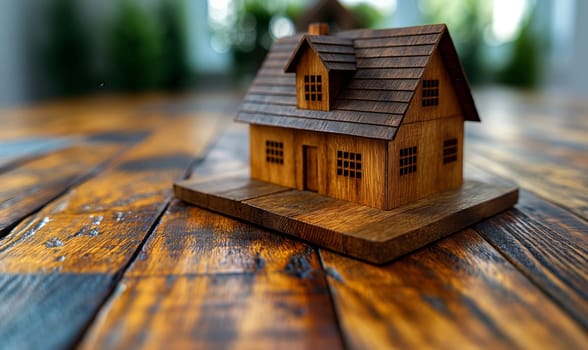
174 175 518 264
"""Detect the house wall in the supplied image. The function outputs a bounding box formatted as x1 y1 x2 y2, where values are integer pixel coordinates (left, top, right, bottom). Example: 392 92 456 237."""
295 48 330 111
324 133 387 208
387 116 463 209
249 125 388 209
403 49 462 123
250 125 297 188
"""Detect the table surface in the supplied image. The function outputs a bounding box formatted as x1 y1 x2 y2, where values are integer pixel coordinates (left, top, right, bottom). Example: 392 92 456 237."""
0 88 586 349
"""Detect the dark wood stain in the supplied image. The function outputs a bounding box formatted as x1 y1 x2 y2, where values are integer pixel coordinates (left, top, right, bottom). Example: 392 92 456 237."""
0 273 113 350
236 23 479 139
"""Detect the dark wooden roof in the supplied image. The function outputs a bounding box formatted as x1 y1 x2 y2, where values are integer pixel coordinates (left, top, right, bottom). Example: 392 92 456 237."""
284 35 356 72
236 24 480 140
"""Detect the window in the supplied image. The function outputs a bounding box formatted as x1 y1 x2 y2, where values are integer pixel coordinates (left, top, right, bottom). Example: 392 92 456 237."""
422 79 439 107
399 146 417 176
443 138 458 164
337 151 362 179
266 140 283 164
304 75 322 102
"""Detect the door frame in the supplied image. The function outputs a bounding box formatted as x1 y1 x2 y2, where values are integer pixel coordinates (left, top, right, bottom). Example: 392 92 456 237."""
303 145 318 192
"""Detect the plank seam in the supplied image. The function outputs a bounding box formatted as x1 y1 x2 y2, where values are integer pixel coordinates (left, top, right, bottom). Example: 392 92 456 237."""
318 251 351 350
69 131 222 347
0 142 138 241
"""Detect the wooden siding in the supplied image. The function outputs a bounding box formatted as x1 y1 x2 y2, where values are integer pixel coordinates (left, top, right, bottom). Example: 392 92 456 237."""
402 49 462 123
325 134 388 209
387 116 463 209
250 125 388 209
249 125 296 188
295 49 330 111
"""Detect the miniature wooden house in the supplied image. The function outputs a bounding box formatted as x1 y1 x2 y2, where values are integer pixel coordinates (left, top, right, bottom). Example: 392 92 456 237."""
236 23 480 210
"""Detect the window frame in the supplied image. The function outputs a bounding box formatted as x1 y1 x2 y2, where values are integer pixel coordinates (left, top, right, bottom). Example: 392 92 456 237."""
304 74 323 102
443 138 458 164
336 150 362 179
399 146 417 176
265 140 284 164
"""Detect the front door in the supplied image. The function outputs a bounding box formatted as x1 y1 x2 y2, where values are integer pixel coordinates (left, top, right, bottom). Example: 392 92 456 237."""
303 145 318 192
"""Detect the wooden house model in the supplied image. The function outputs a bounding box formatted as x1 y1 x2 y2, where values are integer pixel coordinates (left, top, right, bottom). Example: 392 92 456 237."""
236 23 480 210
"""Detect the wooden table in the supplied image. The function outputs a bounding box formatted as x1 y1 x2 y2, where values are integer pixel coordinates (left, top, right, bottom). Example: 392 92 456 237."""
0 88 586 349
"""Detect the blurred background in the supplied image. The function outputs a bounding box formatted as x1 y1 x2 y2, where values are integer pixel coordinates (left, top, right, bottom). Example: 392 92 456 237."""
0 0 586 107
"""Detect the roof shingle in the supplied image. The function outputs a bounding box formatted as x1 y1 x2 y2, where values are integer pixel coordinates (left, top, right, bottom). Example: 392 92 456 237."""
236 24 480 140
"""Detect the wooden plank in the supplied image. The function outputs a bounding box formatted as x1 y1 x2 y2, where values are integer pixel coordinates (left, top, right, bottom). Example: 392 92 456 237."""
82 273 342 349
467 135 588 218
0 273 112 350
346 79 419 91
353 68 424 79
0 116 221 348
319 229 587 349
236 112 397 140
355 45 435 58
79 146 343 347
338 89 413 103
305 35 353 46
0 136 73 173
323 62 357 71
261 60 291 70
264 50 292 61
352 34 440 49
465 163 588 328
339 24 445 39
475 209 588 328
333 99 409 114
239 102 402 127
174 175 518 264
246 84 296 96
315 52 356 63
310 43 355 54
243 94 296 106
356 56 429 69
251 76 295 87
0 117 220 273
0 141 128 237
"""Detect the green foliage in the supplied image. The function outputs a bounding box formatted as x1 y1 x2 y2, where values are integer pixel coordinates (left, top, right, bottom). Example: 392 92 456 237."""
499 17 541 88
109 1 163 91
231 0 274 77
420 0 491 84
159 0 190 90
46 0 91 95
350 3 385 28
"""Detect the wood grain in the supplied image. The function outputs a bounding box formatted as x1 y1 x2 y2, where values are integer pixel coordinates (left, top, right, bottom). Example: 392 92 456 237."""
1 86 586 349
237 23 480 141
79 201 343 348
0 136 73 173
0 117 220 273
0 141 128 237
388 115 464 208
466 88 588 218
0 273 112 350
0 115 221 349
175 174 517 264
320 229 587 349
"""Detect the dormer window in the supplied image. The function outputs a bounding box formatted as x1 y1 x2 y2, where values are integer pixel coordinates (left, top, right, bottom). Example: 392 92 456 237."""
283 23 356 112
304 75 322 102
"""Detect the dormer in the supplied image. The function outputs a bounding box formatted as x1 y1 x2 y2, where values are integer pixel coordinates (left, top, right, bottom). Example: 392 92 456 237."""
284 23 356 111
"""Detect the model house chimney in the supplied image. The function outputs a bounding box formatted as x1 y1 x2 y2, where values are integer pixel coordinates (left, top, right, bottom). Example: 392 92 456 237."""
308 23 329 35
